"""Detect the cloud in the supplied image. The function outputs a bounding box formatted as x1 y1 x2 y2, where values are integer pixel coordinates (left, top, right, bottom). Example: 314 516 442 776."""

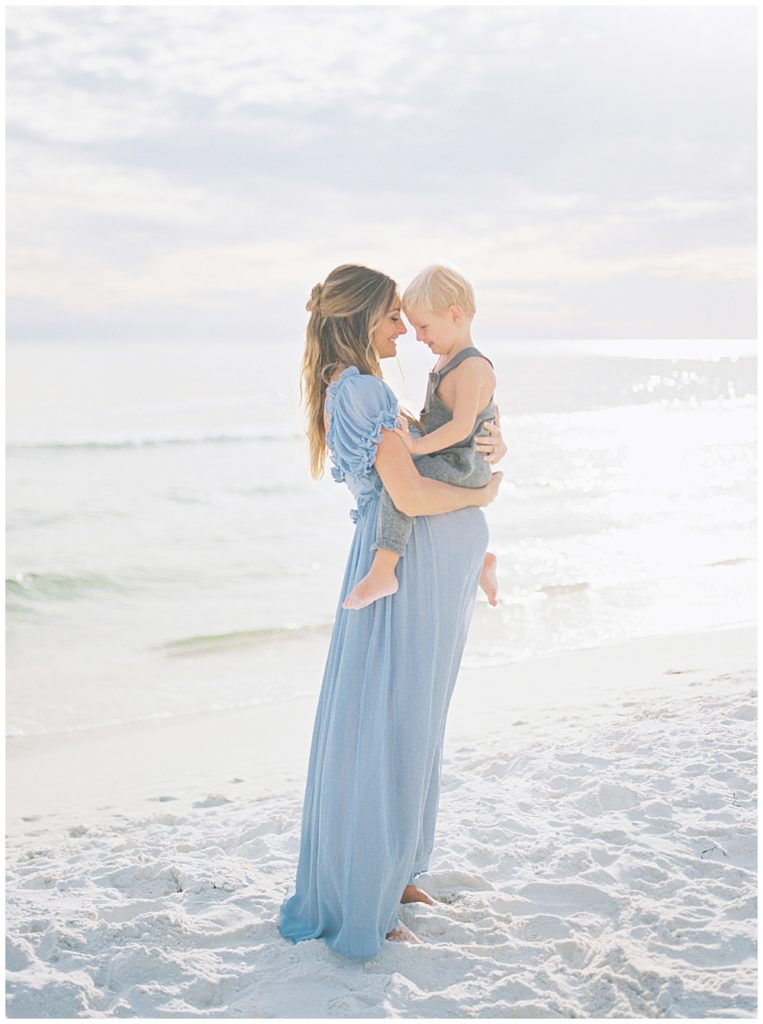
6 5 756 340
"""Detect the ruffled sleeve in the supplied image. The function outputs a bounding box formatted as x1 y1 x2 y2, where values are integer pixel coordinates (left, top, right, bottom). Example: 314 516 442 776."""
326 369 399 482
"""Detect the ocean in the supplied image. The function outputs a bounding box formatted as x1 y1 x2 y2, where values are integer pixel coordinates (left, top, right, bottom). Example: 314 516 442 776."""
6 339 756 741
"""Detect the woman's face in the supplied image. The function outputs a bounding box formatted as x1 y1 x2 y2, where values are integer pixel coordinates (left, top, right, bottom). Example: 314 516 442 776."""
370 296 407 359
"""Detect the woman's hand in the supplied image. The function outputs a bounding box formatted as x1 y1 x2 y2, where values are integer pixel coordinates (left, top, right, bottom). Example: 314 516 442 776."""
479 471 503 507
475 405 507 464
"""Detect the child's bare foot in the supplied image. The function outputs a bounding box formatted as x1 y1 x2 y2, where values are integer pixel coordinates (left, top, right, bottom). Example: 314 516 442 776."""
385 922 423 944
480 551 499 606
343 550 400 610
343 570 398 610
401 884 435 905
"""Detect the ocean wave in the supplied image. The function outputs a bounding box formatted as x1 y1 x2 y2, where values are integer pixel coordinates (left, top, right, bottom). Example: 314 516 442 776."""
536 582 591 596
6 570 125 602
8 392 755 453
6 688 318 742
6 510 116 529
153 621 334 656
705 557 753 568
7 429 302 451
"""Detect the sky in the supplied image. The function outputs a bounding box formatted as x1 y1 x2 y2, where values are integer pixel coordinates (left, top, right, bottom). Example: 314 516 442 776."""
5 4 757 343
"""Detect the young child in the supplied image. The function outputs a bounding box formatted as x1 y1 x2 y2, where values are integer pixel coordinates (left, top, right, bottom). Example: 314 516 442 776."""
343 264 500 611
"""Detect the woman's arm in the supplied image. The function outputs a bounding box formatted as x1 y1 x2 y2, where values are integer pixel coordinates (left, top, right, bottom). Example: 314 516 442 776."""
375 428 502 517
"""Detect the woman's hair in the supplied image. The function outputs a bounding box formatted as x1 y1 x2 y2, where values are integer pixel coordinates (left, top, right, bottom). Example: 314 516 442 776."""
402 264 476 318
301 264 398 479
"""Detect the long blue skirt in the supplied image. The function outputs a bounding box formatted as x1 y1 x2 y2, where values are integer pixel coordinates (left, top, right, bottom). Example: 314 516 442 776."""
278 496 488 958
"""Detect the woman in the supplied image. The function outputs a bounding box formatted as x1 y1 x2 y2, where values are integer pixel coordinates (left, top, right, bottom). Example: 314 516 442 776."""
278 264 506 958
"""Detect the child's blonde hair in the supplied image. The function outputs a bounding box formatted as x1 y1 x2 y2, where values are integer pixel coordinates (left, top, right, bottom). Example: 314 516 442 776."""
402 264 476 318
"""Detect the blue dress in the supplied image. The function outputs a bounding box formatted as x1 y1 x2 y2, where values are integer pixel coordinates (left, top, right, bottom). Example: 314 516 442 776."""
278 366 488 959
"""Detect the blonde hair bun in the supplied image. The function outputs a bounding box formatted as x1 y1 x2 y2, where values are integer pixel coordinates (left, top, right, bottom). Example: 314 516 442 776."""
306 282 323 314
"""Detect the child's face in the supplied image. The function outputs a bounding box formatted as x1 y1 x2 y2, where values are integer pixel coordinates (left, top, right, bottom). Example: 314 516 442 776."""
405 305 461 356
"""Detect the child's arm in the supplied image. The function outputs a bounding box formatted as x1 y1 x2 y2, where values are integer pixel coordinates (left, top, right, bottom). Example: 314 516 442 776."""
375 429 502 516
400 358 496 456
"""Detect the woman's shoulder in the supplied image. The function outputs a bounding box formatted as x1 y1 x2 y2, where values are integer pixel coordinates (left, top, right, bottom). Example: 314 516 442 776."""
326 367 398 476
327 366 397 411
327 364 399 432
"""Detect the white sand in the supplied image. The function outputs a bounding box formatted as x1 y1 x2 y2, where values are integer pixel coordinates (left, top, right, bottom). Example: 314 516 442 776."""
6 625 757 1018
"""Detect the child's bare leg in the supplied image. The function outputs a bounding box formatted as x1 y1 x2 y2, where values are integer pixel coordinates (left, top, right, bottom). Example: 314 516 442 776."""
480 551 498 606
343 548 400 610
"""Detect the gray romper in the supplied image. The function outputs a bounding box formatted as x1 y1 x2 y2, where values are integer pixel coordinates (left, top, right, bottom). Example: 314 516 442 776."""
373 346 497 557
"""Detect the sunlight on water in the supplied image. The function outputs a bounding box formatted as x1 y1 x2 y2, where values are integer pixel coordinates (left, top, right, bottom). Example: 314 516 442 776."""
6 339 756 737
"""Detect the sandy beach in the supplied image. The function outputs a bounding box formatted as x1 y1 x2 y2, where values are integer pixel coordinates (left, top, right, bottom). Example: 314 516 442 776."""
6 624 756 1018
6 3 757 1017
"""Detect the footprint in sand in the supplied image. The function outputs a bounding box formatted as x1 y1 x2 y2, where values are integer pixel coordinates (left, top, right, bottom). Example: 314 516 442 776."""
192 794 233 808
